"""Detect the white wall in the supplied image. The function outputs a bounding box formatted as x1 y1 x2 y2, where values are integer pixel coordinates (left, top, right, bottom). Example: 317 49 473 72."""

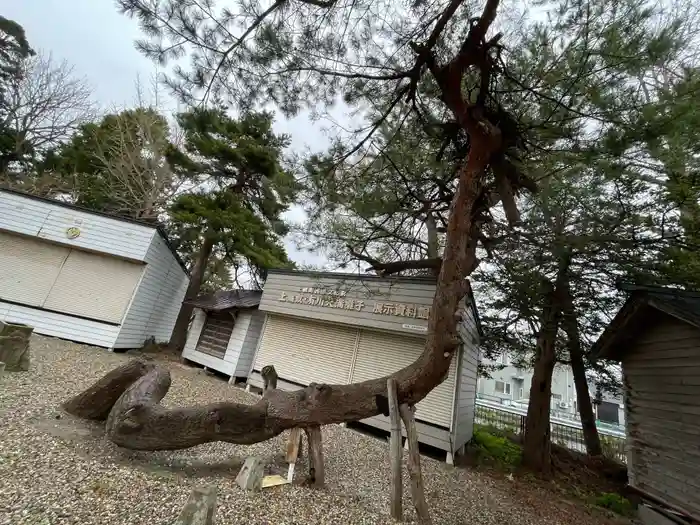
0 301 121 347
0 190 153 260
113 232 189 348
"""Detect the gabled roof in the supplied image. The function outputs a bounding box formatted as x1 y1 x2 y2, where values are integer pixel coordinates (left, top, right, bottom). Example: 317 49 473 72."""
185 289 262 311
591 283 700 361
0 187 189 274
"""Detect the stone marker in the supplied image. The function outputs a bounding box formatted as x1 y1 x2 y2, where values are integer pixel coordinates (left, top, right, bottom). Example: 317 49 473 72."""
0 322 33 372
0 361 5 378
235 457 264 491
173 486 217 525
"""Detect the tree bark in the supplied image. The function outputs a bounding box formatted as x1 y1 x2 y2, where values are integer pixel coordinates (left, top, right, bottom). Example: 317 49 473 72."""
170 233 216 351
560 282 602 457
522 251 570 473
304 426 324 487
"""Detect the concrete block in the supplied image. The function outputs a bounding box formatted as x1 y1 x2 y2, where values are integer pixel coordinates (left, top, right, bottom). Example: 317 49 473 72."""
235 457 264 491
172 485 217 525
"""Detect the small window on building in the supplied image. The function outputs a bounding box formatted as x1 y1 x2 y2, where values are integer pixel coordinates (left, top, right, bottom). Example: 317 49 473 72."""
552 393 562 401
495 381 511 395
519 387 524 399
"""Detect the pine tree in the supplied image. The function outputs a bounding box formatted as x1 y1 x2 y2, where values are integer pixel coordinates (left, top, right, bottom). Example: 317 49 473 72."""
166 107 297 350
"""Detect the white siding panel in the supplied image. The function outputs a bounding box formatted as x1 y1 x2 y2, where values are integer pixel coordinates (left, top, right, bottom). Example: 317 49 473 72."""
222 311 251 366
453 299 480 450
0 301 119 347
236 309 265 378
0 191 153 260
43 250 144 323
351 329 456 428
113 233 189 349
0 231 69 306
253 314 358 385
182 309 206 358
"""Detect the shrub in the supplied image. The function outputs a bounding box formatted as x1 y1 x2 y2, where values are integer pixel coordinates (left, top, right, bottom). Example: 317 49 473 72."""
594 492 633 515
471 428 522 467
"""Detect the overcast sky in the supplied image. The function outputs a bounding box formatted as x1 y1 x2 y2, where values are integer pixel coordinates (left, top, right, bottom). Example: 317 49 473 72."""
4 0 337 269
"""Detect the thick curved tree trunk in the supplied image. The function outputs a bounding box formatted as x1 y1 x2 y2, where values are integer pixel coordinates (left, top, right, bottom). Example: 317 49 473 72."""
61 127 502 452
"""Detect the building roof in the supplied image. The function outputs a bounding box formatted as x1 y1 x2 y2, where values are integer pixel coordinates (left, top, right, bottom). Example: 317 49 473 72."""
0 187 189 275
185 289 262 311
266 268 484 337
591 283 700 361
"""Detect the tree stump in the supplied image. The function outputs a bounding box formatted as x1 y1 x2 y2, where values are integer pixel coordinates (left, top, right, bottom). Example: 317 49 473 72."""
173 486 217 525
0 322 33 372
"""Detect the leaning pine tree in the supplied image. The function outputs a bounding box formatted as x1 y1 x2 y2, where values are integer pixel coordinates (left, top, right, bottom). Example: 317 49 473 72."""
63 0 536 475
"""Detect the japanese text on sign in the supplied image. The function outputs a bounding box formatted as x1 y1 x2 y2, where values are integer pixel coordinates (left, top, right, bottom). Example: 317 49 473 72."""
278 292 430 319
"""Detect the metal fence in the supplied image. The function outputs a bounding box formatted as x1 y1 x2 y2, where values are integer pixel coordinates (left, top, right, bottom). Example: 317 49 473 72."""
475 405 627 464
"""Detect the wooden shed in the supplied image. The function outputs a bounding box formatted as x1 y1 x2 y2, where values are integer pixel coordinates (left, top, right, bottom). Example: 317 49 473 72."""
181 289 265 382
591 284 700 525
0 188 189 349
246 269 481 464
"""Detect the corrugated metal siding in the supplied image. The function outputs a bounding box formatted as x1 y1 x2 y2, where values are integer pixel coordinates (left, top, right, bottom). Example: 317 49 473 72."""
0 300 120 347
0 231 70 307
235 309 265 377
0 191 154 260
623 317 700 519
351 329 456 428
453 298 480 450
43 249 144 323
113 233 189 348
259 272 436 336
195 311 235 359
253 314 358 385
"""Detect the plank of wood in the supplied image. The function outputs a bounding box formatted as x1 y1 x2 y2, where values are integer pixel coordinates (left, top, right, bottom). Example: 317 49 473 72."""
387 378 403 521
400 403 432 524
286 427 302 463
305 426 324 487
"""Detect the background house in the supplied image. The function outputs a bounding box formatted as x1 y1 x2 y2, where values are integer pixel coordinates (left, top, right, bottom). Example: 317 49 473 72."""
181 289 265 381
246 269 481 464
592 284 700 525
0 188 188 349
477 353 625 428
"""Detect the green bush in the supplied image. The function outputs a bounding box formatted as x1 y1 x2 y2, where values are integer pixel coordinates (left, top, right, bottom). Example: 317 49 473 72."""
471 428 522 467
594 492 633 515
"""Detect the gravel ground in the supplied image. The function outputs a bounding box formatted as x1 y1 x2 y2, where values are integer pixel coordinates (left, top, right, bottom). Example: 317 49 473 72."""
0 335 620 525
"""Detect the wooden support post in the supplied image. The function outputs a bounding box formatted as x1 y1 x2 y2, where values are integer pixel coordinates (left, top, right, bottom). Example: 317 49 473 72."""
399 404 432 525
285 427 303 483
304 426 324 487
261 365 278 393
387 378 403 521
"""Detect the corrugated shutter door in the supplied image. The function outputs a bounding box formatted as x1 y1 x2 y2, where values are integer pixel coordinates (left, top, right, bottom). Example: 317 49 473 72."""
43 250 144 323
254 314 357 385
195 312 235 359
352 329 457 428
0 231 69 307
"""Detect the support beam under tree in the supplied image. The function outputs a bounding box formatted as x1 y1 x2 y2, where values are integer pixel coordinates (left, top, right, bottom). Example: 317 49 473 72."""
304 426 324 487
387 378 403 521
285 427 303 482
399 404 432 525
0 321 33 372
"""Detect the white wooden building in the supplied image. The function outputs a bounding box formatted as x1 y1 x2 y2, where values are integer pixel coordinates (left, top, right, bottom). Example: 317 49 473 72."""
592 284 700 525
246 269 481 464
0 188 189 349
181 290 265 381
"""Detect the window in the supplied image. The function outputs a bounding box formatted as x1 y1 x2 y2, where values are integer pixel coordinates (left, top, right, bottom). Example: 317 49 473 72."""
552 393 562 401
499 353 510 366
495 381 511 395
519 387 524 399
